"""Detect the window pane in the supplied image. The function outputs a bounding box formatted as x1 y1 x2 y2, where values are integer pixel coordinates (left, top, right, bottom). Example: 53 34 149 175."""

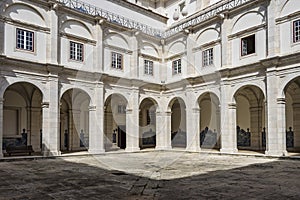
294 20 300 43
16 28 33 51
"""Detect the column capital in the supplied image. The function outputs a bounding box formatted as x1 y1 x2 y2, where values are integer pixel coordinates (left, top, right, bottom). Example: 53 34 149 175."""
89 106 96 111
277 98 285 104
42 102 49 108
0 98 4 104
228 102 236 109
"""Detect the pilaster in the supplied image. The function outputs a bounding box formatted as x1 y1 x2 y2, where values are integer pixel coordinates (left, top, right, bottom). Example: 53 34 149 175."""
155 110 172 150
88 83 105 154
186 107 201 152
125 88 140 152
265 71 288 156
47 5 59 64
42 75 60 156
0 98 4 158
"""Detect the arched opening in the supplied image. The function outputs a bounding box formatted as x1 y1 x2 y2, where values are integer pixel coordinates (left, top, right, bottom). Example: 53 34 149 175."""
139 98 157 149
104 94 127 151
284 77 300 154
234 85 266 153
169 97 186 148
3 82 42 155
197 92 220 150
60 89 90 153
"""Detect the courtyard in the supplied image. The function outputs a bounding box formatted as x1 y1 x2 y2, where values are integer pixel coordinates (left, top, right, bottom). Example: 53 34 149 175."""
0 151 300 199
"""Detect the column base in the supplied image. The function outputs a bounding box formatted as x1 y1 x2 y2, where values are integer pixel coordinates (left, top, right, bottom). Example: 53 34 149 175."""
88 149 105 154
43 150 61 157
220 148 238 154
155 146 172 151
0 153 3 158
265 150 288 157
125 147 140 152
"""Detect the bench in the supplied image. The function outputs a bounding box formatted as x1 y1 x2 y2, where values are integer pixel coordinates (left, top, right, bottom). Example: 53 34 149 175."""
6 145 34 156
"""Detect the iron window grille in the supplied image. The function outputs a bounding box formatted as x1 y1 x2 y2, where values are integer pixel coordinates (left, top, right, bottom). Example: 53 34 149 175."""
293 20 300 43
144 60 153 75
70 41 83 61
16 28 34 52
203 48 214 66
173 59 182 74
112 52 123 69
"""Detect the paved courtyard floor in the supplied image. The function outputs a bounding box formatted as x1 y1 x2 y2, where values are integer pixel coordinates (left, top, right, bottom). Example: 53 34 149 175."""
0 151 300 199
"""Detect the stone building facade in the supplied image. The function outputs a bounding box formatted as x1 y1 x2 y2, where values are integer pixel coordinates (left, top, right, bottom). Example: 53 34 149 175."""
0 0 299 157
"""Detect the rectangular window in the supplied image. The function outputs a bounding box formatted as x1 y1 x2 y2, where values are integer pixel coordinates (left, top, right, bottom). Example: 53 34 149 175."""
16 28 34 51
112 52 123 69
173 59 181 74
203 48 213 66
241 34 255 56
293 20 300 43
70 41 83 61
144 60 153 75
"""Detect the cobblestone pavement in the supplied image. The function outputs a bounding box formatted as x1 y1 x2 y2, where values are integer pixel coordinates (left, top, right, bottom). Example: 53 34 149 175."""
0 151 300 199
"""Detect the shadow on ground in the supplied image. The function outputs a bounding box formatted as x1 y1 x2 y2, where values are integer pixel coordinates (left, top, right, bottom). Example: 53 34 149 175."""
0 154 299 199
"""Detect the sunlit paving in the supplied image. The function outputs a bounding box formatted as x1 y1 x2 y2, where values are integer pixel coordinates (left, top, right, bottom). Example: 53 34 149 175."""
1 152 300 199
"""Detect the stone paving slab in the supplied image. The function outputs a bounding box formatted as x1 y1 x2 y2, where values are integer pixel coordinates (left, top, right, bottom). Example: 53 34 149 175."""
0 151 300 199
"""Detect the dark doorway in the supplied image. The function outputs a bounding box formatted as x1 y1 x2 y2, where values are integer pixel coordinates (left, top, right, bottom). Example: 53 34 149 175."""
118 126 126 149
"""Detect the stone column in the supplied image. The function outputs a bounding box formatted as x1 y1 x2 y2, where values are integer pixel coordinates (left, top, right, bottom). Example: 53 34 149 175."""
220 102 238 153
293 103 300 148
31 107 42 152
71 109 81 150
220 82 238 153
155 111 172 150
41 75 60 156
265 71 287 156
125 89 140 152
186 107 201 151
250 106 262 150
88 83 105 154
0 98 3 158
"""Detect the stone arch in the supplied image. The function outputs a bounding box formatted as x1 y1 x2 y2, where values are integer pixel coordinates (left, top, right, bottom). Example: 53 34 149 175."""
196 28 220 46
279 72 300 98
3 82 43 152
60 86 94 106
280 0 299 17
139 97 159 149
4 2 46 27
233 85 266 152
168 97 187 148
140 42 159 58
60 88 91 152
61 19 93 40
167 41 186 57
232 11 265 34
104 32 130 50
197 92 221 149
231 82 266 103
0 79 45 101
104 93 128 151
284 76 300 152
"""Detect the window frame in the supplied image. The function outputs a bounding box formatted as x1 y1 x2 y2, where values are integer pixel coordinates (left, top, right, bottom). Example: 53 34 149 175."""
111 52 123 70
16 28 34 52
202 48 214 67
172 59 182 75
241 34 256 57
144 59 154 75
69 41 84 62
293 19 300 43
